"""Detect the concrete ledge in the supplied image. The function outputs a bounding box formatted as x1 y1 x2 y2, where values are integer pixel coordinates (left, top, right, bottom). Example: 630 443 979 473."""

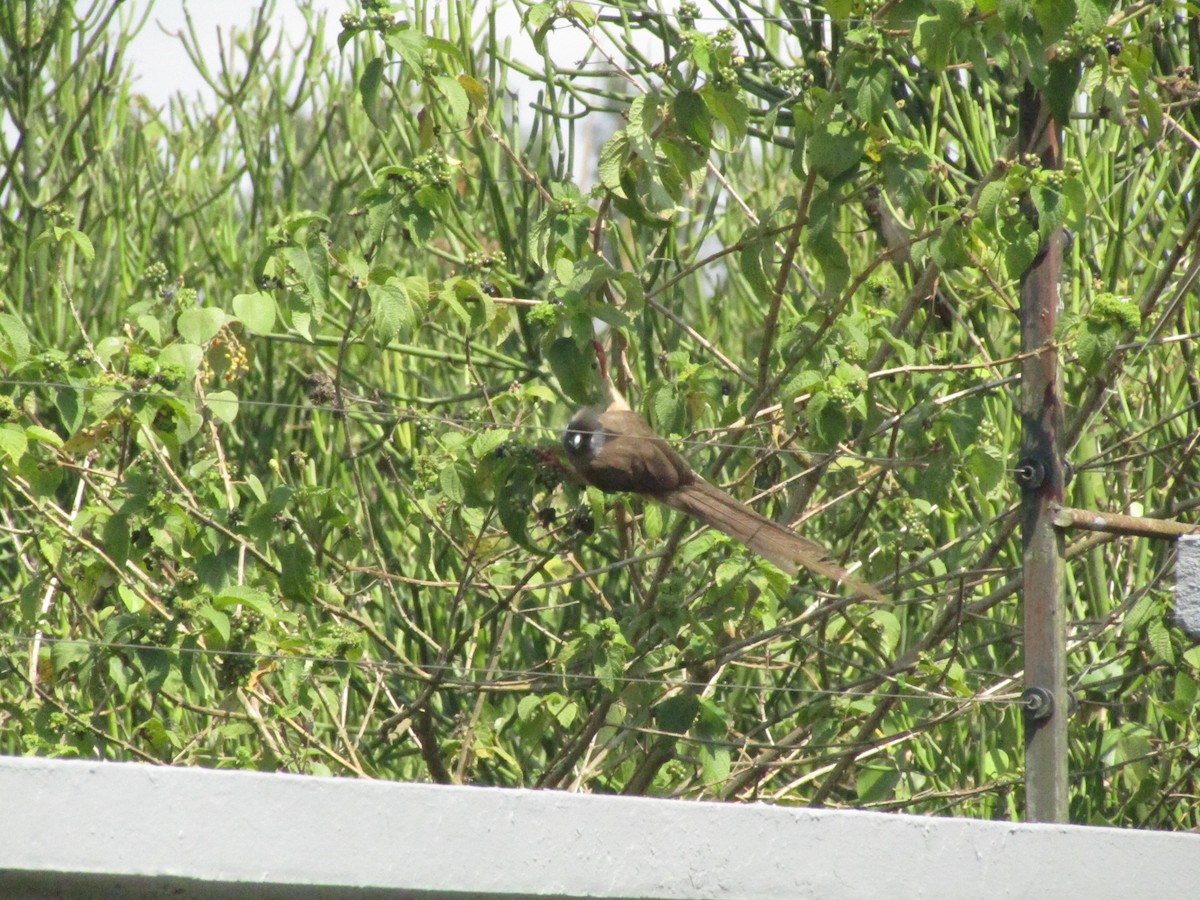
1 755 1197 898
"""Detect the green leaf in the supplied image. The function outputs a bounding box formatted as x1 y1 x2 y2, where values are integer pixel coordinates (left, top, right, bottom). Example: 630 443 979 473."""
384 29 427 76
566 1 597 26
871 609 902 656
102 513 130 567
1075 318 1118 376
673 89 711 145
196 605 231 643
214 585 277 618
967 444 1005 496
65 228 95 263
25 425 63 448
548 337 595 405
435 75 469 125
1148 618 1175 665
808 122 866 181
1032 185 1067 241
368 278 416 343
494 457 545 555
472 429 510 458
807 392 848 447
232 291 277 335
517 694 542 720
1032 0 1077 44
458 74 488 112
0 312 31 365
846 62 893 122
700 745 731 784
279 539 316 602
359 56 385 127
176 307 226 345
857 761 901 803
806 204 851 297
1122 593 1154 634
0 423 27 462
546 694 578 727
283 229 330 326
1045 58 1082 127
206 390 239 424
157 341 203 375
654 693 700 734
1000 217 1040 276
976 180 1010 225
439 462 465 503
739 231 774 301
699 85 748 144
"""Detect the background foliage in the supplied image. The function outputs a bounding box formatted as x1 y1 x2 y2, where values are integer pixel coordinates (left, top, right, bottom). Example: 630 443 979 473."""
2 0 1199 826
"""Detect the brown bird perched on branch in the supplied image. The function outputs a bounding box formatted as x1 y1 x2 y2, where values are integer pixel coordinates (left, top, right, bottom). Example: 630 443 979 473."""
561 343 882 601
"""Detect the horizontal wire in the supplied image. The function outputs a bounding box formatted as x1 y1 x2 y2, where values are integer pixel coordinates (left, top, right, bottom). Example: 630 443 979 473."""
1 633 1019 707
0 375 930 463
2 370 1182 475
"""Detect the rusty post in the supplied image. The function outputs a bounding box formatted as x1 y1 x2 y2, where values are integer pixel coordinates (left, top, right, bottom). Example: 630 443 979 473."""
1017 84 1068 823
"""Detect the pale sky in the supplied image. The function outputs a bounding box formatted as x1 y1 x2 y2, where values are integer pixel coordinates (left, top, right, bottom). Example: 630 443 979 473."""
125 0 343 107
124 0 590 110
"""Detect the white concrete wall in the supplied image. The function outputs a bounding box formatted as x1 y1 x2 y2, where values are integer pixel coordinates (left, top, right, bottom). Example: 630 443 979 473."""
1 755 1197 898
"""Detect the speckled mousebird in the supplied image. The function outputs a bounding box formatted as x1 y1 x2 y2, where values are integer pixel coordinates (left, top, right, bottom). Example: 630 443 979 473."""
561 345 881 601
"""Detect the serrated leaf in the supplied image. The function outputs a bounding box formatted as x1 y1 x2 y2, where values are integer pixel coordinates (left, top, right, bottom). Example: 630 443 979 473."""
472 429 510 458
435 75 469 125
214 585 276 618
967 444 1005 496
846 62 893 122
360 56 385 127
279 539 316 602
654 694 700 734
517 694 542 720
1148 617 1175 665
1001 217 1040 277
1123 593 1154 634
598 130 630 198
283 229 330 325
368 279 415 343
548 337 594 405
440 462 465 502
808 122 866 181
494 458 543 555
977 180 1010 224
66 228 95 263
1076 319 1118 376
384 29 427 75
871 609 902 656
25 425 63 448
699 85 747 144
674 89 711 145
1045 57 1081 128
1032 185 1067 241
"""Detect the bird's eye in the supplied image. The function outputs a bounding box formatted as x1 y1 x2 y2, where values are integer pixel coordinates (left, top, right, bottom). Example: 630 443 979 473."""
563 429 587 453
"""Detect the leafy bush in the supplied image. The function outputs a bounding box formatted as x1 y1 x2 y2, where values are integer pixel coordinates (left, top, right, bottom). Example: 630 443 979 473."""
1 0 1198 826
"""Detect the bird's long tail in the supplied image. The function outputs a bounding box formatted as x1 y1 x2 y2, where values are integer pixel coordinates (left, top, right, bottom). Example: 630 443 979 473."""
661 480 883 601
